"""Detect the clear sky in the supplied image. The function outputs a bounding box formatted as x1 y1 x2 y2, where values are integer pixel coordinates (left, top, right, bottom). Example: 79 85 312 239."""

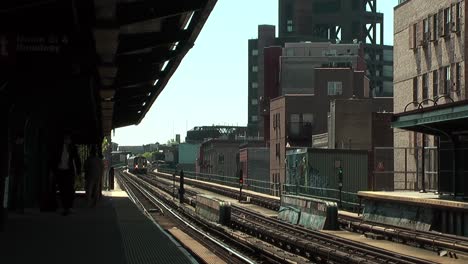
112 0 399 146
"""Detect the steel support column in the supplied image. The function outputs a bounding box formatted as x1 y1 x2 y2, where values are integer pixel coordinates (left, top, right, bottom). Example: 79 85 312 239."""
0 94 8 231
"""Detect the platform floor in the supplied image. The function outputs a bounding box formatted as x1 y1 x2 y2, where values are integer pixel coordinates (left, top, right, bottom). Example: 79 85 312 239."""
323 230 468 264
0 190 197 264
358 191 468 209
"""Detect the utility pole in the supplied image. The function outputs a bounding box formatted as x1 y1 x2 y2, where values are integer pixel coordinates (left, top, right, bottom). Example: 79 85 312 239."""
338 167 343 209
238 169 243 202
179 170 185 203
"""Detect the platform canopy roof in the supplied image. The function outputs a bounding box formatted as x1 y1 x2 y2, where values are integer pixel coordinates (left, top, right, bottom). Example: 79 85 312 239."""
0 0 216 141
94 0 217 131
392 100 468 137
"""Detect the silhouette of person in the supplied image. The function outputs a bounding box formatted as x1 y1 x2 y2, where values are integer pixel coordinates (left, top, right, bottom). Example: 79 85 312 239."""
55 132 81 216
84 145 103 207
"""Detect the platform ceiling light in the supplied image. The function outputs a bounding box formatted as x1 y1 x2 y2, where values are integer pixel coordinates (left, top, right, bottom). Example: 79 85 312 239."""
171 41 180 51
184 12 195 30
142 102 146 106
137 110 141 114
153 79 159 86
147 92 152 96
161 60 170 71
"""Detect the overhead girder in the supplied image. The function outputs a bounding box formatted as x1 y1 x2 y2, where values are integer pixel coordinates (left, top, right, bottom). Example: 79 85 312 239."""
117 30 190 54
115 76 159 88
116 0 207 26
116 85 153 96
117 49 180 66
117 81 154 90
115 69 162 87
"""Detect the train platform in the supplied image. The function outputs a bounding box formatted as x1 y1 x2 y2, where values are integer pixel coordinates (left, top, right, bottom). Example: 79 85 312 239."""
359 191 468 209
358 191 468 236
323 230 468 263
0 190 197 264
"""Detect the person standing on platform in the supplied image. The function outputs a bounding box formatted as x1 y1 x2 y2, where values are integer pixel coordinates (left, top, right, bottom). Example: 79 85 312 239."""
84 145 102 207
108 167 114 190
55 132 81 216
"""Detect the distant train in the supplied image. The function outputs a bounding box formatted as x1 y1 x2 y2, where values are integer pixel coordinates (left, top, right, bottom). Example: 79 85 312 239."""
127 156 148 174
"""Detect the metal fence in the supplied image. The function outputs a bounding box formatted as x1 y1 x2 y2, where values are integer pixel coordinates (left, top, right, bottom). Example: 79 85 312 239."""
373 147 439 192
158 168 276 195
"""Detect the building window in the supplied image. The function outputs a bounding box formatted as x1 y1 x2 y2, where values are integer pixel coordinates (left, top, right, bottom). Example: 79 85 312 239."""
277 114 280 129
275 143 280 157
432 13 438 41
273 113 277 129
218 154 224 165
252 115 258 122
273 113 281 131
327 81 343 96
454 2 461 33
445 65 451 94
456 62 461 93
252 82 258 89
252 49 258 56
287 20 293 32
251 99 258 105
423 18 430 42
432 70 438 98
443 7 451 37
252 66 258 72
383 49 393 62
422 73 428 103
413 77 418 103
383 66 393 78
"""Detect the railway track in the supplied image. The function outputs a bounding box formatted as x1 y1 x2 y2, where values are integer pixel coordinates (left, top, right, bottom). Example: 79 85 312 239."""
118 170 297 264
232 206 436 264
150 170 468 257
116 171 256 264
137 171 443 263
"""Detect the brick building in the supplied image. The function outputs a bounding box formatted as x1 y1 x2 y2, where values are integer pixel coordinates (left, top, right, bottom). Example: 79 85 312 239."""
248 0 394 138
393 0 467 191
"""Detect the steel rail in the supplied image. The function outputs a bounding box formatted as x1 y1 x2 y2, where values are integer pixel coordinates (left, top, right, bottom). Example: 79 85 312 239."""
151 170 468 256
119 171 257 264
233 206 438 264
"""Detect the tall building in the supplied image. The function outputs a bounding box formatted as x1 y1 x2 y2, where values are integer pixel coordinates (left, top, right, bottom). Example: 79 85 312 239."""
393 0 468 194
269 68 374 195
247 0 393 137
248 25 278 138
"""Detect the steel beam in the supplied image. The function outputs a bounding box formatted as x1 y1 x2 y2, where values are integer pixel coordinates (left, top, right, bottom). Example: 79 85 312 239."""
117 31 190 54
116 0 207 25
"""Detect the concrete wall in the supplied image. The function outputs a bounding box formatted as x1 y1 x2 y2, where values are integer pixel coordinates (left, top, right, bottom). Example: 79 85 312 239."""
199 140 239 177
329 98 393 150
270 97 287 196
331 99 373 150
